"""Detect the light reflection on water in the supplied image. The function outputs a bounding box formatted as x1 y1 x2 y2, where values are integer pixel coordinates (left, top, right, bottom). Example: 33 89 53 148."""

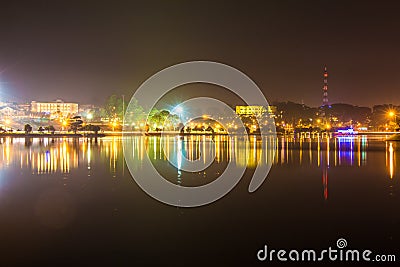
0 135 397 195
0 135 397 179
0 137 122 176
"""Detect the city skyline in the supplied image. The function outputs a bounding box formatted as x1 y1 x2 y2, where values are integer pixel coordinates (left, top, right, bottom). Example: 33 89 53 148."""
1 1 400 107
1 93 400 110
1 2 399 265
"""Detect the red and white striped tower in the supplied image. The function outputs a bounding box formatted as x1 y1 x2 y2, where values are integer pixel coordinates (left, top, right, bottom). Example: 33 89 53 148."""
322 66 329 106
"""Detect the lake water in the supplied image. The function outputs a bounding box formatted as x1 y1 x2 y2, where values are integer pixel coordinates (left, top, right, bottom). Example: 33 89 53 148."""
0 135 398 265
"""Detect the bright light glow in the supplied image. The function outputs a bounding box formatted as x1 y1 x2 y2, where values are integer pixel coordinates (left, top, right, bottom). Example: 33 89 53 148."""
87 113 93 120
388 111 395 117
62 121 67 126
175 106 183 114
326 124 331 130
5 119 10 125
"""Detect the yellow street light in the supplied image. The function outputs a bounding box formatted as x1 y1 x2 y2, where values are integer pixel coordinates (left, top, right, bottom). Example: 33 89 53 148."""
388 111 395 117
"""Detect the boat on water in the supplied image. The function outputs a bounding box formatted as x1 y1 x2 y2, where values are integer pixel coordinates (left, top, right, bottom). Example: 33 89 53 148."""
335 127 358 136
387 134 400 141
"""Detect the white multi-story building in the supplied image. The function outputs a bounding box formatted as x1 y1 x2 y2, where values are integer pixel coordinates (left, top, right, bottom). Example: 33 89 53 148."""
31 99 79 117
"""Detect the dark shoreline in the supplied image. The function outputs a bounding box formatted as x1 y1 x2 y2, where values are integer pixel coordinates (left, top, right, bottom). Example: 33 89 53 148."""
0 132 398 139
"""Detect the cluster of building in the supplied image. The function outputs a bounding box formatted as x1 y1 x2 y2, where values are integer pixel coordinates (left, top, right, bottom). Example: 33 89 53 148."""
0 98 398 134
0 100 102 130
0 99 79 119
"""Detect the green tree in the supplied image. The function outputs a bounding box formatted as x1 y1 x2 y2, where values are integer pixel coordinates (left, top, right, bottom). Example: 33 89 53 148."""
105 95 128 121
125 98 146 125
68 116 83 134
147 108 160 127
146 109 182 130
168 114 180 129
148 109 172 129
45 125 56 134
148 108 160 119
95 107 107 119
24 124 33 134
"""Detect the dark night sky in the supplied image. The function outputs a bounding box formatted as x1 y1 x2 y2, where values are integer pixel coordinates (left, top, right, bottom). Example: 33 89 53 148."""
1 0 400 107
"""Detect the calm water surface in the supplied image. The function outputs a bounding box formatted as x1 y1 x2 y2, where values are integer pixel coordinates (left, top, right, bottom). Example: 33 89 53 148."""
0 135 399 265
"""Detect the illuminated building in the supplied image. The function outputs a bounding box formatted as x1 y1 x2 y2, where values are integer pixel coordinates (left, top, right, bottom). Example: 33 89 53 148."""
0 106 18 116
0 101 28 117
31 99 79 117
235 105 276 117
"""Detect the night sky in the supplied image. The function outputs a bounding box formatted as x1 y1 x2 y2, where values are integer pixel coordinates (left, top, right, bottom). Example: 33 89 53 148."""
1 0 400 107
